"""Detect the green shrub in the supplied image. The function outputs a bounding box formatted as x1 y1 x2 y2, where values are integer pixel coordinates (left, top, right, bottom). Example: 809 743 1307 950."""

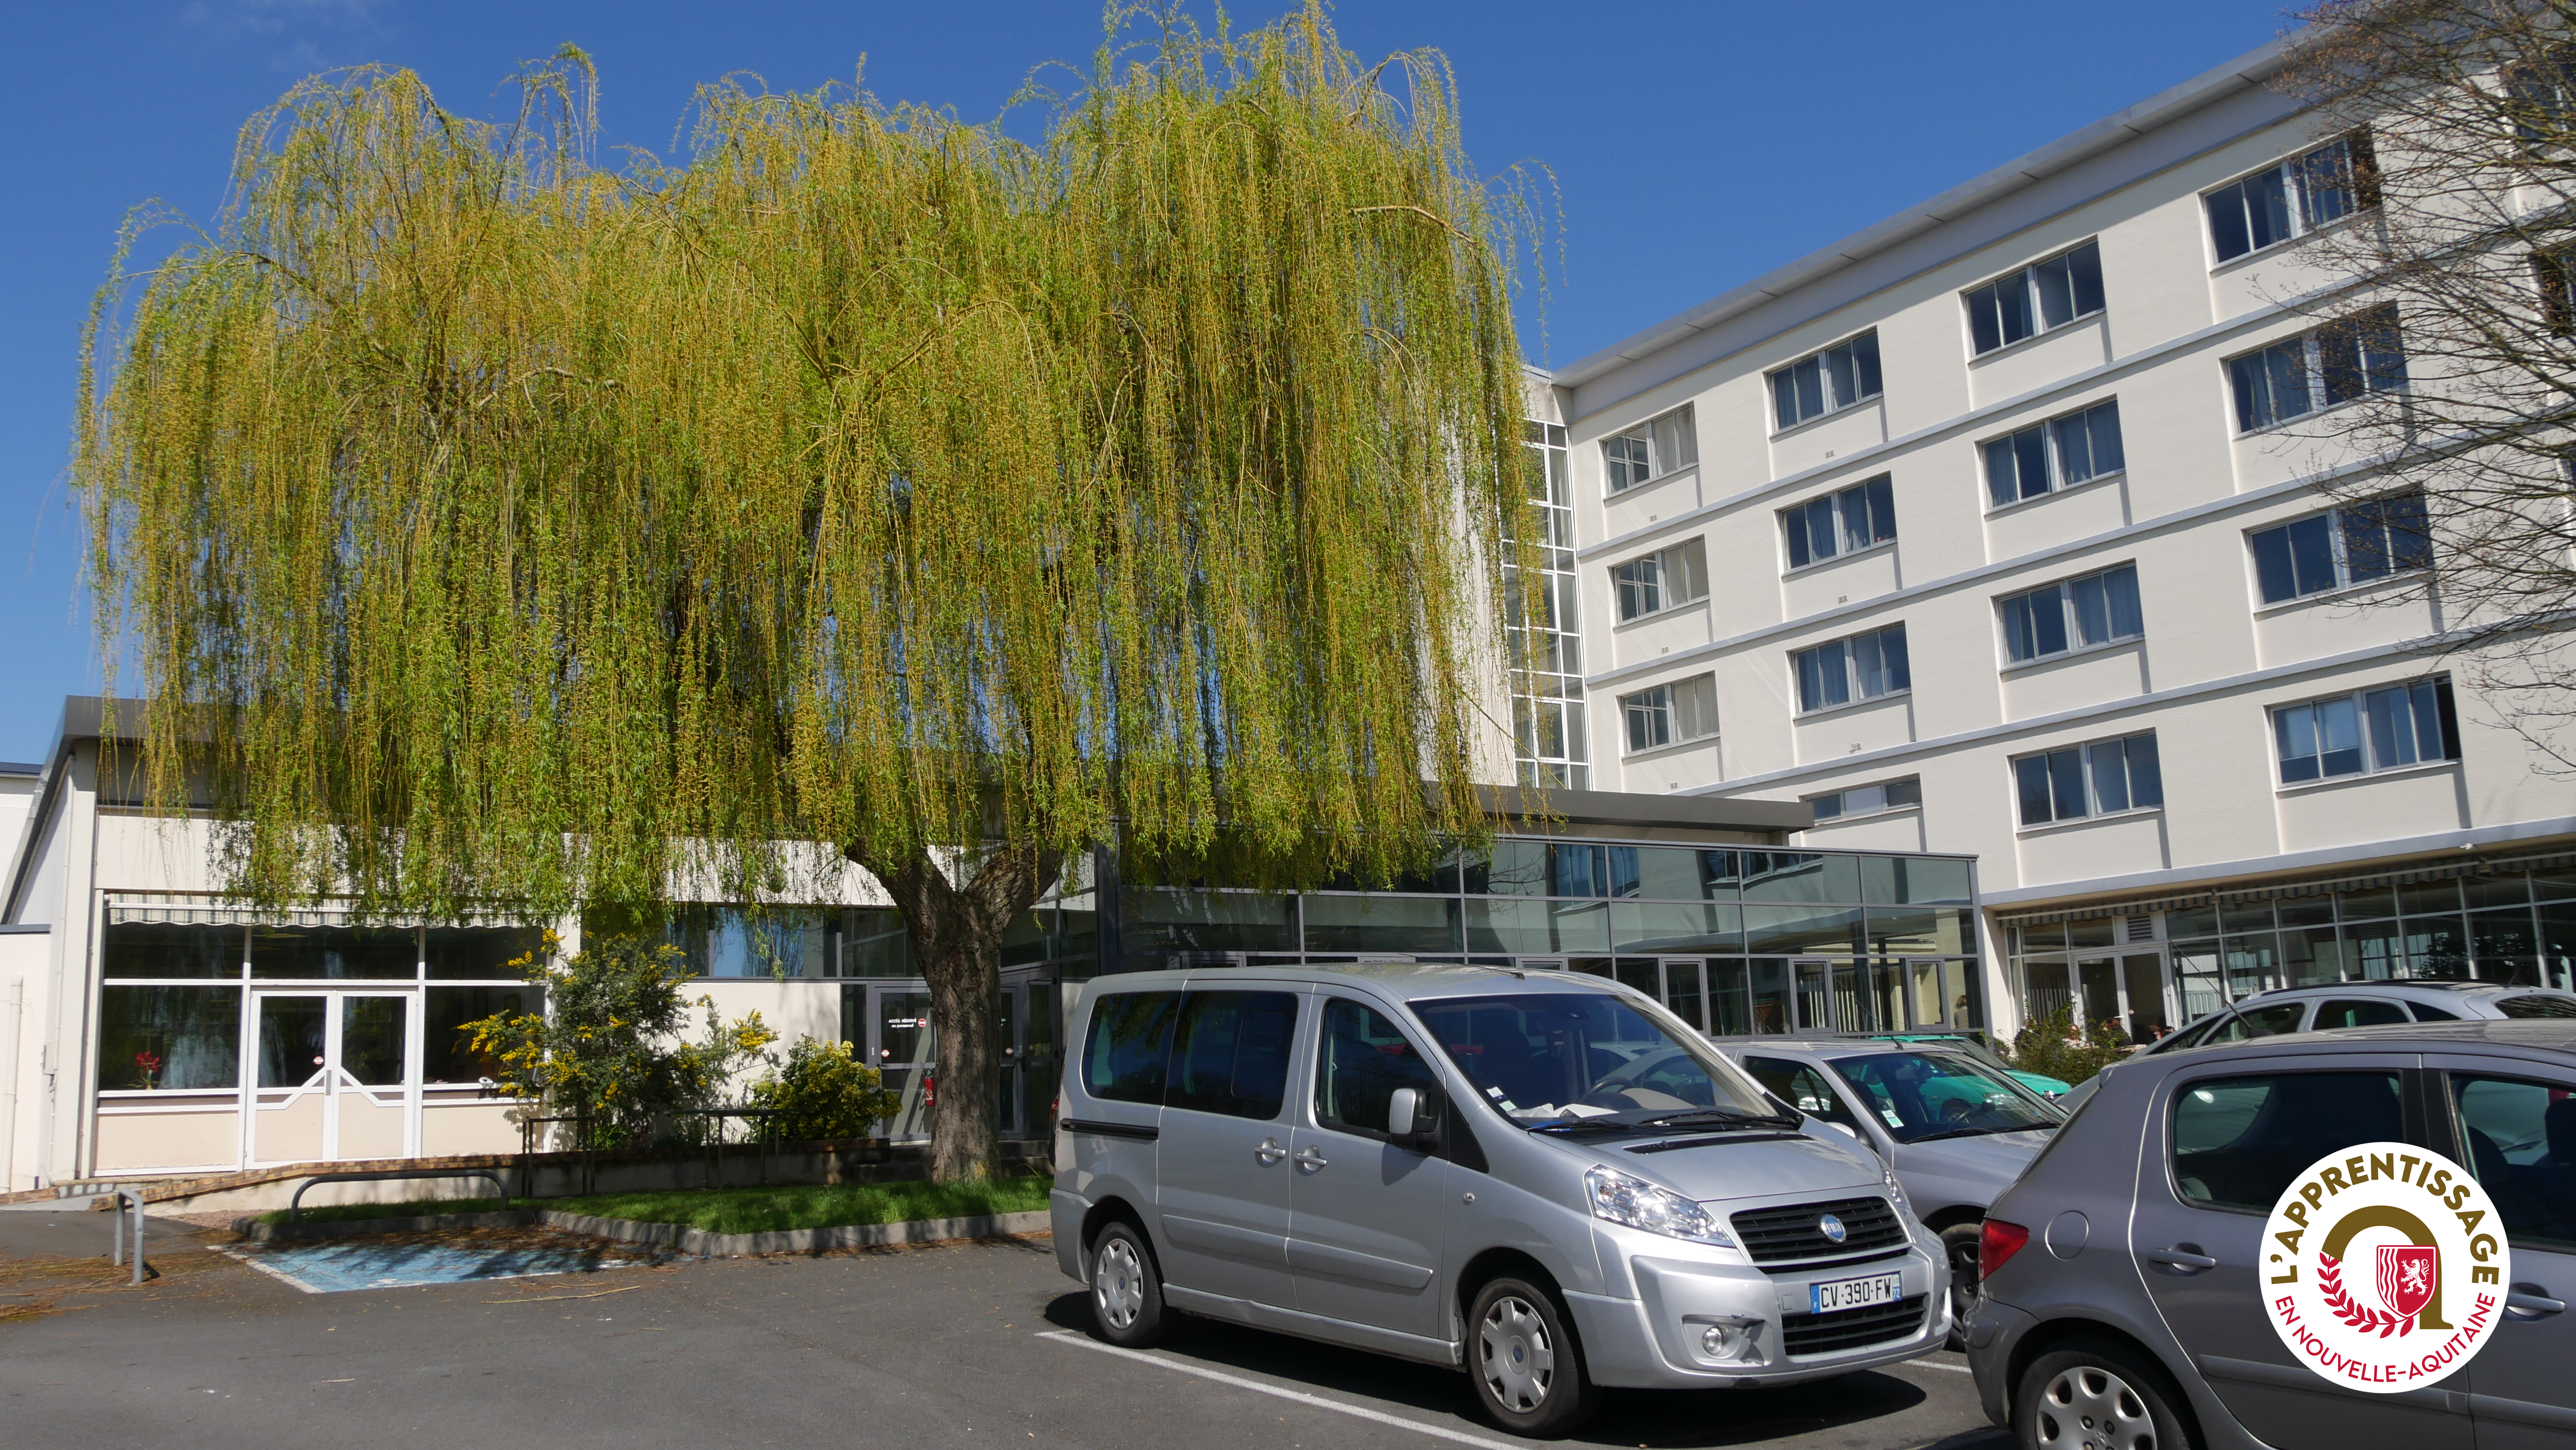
748 1036 900 1142
2005 1003 2131 1089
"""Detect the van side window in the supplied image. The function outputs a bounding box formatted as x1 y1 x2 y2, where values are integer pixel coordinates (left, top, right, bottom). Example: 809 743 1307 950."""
1166 992 1299 1121
1744 1056 1861 1130
2168 1072 2401 1211
1082 992 1179 1104
1316 998 1437 1139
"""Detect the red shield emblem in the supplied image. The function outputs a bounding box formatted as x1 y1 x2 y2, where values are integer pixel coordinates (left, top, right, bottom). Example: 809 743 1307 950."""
2376 1245 2439 1319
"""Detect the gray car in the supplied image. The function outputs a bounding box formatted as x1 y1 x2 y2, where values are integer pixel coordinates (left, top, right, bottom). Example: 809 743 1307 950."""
1965 1019 2576 1449
1051 963 1951 1435
2141 980 2576 1057
1715 1039 2066 1344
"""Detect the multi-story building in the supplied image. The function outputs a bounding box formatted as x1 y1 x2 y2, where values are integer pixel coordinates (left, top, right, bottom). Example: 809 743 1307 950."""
1531 36 2576 1041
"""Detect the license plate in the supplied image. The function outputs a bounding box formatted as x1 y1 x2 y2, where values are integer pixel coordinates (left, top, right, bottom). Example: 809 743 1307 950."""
1809 1272 1904 1314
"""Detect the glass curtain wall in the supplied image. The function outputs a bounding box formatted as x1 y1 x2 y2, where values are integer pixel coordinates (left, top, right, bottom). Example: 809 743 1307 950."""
1507 423 1589 788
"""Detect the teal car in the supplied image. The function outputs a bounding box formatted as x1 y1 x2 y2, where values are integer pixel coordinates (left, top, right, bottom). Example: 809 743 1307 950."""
1865 1031 2072 1099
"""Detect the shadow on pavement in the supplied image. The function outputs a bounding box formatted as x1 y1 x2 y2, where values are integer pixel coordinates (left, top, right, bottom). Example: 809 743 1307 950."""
1040 1291 2005 1448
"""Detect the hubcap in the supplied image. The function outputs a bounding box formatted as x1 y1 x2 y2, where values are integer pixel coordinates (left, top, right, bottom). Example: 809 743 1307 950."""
1478 1295 1555 1413
2036 1364 2156 1450
1094 1238 1144 1330
1949 1237 1981 1323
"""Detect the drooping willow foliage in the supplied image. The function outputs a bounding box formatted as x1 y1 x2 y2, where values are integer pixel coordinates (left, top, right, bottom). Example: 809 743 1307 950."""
79 7 1543 921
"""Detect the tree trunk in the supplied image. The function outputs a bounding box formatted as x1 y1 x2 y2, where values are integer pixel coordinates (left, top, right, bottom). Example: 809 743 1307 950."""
849 842 1060 1183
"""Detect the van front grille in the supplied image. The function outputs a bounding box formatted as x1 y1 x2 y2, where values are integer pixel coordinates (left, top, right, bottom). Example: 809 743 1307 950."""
1780 1294 1927 1357
1728 1196 1907 1265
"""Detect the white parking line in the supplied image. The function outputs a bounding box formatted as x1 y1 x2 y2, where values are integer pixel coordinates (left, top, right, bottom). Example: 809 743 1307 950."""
1037 1330 1525 1449
1908 1356 1973 1374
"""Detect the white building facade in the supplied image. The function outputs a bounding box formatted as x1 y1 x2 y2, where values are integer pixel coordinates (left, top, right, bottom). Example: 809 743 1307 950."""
1532 38 2576 1042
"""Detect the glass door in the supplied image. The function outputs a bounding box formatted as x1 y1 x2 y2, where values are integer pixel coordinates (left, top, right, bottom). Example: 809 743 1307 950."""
867 985 934 1142
247 991 414 1165
2073 953 2175 1045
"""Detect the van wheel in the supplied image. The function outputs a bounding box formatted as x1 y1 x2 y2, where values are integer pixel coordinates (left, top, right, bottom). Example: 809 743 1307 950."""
1467 1276 1598 1437
1941 1223 1983 1350
2015 1339 2196 1450
1088 1221 1166 1348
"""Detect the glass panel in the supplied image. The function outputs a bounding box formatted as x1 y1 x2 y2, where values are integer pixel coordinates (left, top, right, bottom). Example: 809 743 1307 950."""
878 989 935 1067
1301 896 1462 956
1166 991 1299 1121
252 926 418 980
1749 958 1791 1034
1908 960 1943 1030
2172 943 2225 1023
2343 917 2406 979
1126 888 1299 958
2016 754 2055 825
2169 1072 2403 1212
2166 906 2220 939
2223 933 2282 996
2077 958 2121 1031
424 926 546 980
1663 960 1706 1031
2049 748 2089 820
2034 251 2077 329
1741 851 1860 903
2276 895 2335 930
2401 879 2463 916
2089 740 2132 813
96 985 241 1090
1744 905 1862 957
1080 991 1176 1103
102 923 242 979
341 997 408 1086
1609 845 1714 900
2287 515 2338 595
1613 957 1660 998
258 995 329 1088
1793 960 1833 1031
841 908 916 976
2472 907 2537 963
2317 696 2364 777
2022 959 2072 1025
1708 958 1752 1035
2408 915 2472 978
1610 902 1742 953
1463 898 1608 956
425 985 533 1086
2281 925 2343 987
1315 998 1437 1137
1858 855 1972 905
2126 734 2164 807
2465 874 2532 911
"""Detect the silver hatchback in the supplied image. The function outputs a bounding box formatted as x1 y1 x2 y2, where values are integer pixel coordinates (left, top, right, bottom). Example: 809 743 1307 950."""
1966 1019 2576 1449
1052 963 1951 1435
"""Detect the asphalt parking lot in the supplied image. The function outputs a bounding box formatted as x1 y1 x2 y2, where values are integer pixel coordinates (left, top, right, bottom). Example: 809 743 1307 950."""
0 1209 2005 1450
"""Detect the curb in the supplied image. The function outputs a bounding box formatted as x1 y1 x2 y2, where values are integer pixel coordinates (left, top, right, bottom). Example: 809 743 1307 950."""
234 1209 540 1241
533 1208 1055 1258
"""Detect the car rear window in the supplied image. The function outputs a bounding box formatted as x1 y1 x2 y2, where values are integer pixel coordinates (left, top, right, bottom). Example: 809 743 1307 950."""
1082 991 1179 1104
2497 994 2576 1020
2314 999 2408 1029
2169 1071 2403 1212
2408 1002 2460 1021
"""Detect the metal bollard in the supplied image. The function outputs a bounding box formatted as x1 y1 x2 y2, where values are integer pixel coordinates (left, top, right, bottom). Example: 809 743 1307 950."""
109 1195 124 1267
109 1190 146 1285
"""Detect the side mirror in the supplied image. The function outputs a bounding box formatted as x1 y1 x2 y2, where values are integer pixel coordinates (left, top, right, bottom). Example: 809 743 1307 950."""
1387 1087 1443 1151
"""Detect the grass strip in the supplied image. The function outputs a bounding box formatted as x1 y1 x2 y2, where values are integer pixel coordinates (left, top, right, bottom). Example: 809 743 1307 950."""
547 1177 1054 1235
251 1197 513 1227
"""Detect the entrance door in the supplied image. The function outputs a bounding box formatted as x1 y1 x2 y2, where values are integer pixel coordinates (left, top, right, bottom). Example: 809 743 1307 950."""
2076 953 2176 1044
1001 977 1060 1140
867 985 935 1141
248 992 413 1165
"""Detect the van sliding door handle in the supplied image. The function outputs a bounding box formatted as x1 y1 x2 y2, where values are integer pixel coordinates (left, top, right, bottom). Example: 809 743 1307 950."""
1254 1140 1287 1165
2147 1247 2218 1273
1292 1147 1329 1172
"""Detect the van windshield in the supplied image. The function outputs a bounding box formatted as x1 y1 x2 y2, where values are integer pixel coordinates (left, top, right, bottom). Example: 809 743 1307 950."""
1411 993 1791 1132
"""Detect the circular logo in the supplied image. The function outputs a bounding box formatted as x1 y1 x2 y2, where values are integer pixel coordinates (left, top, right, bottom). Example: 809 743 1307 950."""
1818 1213 1847 1244
2261 1141 2509 1392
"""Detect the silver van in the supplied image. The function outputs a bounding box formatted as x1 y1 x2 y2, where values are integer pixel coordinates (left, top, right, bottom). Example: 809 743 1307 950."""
1050 963 1951 1434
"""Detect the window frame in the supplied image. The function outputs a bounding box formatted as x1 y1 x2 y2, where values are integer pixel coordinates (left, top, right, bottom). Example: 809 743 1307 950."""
1791 623 1912 717
1996 562 2145 670
1618 673 1719 757
2011 731 2164 830
2204 132 2378 267
1965 240 2108 357
1612 537 1710 623
1981 399 2126 512
2270 676 2461 788
1602 403 1700 495
1806 777 1923 824
2226 305 2408 434
2247 491 2432 607
1780 475 1897 573
1768 331 1884 433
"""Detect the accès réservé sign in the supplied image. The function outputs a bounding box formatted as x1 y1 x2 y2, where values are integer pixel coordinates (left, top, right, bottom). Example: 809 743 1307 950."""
2262 1141 2507 1392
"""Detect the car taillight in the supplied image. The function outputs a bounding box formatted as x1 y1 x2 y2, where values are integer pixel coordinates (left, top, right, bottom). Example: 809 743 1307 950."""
1980 1219 2031 1281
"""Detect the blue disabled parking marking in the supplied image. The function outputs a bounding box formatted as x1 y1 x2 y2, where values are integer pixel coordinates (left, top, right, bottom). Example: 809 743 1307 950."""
225 1238 654 1295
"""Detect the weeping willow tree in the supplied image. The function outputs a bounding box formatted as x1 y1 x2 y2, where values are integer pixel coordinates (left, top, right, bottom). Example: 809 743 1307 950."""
77 6 1542 1178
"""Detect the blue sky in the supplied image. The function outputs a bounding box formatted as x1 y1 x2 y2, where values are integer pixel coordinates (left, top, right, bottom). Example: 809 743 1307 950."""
0 0 2292 761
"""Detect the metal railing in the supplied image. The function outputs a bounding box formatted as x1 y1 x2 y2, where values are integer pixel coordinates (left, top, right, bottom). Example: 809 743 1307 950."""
286 1168 512 1224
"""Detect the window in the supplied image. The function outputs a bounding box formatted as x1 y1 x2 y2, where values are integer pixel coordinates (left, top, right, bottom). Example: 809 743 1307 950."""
95 985 242 1091
2507 45 2576 143
1782 475 1896 569
2537 250 2574 335
1621 673 1718 754
1998 563 2143 665
2450 1072 2576 1250
2169 1071 2402 1211
1793 623 1910 713
1983 400 2125 507
1770 332 1883 430
2228 306 2407 432
2206 133 2376 263
1966 241 2106 355
2014 731 2163 826
2272 677 2460 785
1165 991 1299 1120
1612 538 1709 621
1080 991 1178 1104
1315 998 1439 1139
1807 777 1921 823
1510 421 1588 789
103 923 243 979
1603 405 1699 493
2250 493 2431 604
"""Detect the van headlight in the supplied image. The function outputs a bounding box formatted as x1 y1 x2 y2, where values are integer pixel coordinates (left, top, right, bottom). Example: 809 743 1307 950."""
1584 1166 1735 1248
